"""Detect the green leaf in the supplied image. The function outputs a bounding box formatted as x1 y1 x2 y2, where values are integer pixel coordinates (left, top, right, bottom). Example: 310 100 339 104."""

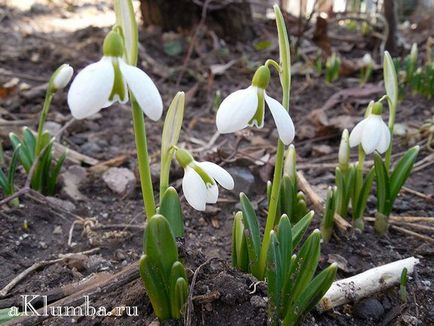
283 263 337 326
266 231 282 323
373 152 390 214
291 211 314 249
280 175 296 223
46 151 66 195
0 169 9 194
159 187 184 237
277 215 293 277
139 255 171 320
169 261 188 319
9 133 32 172
161 92 185 157
254 40 273 51
389 146 419 204
23 127 36 158
384 51 398 109
144 214 178 279
354 168 375 220
320 187 336 242
232 211 249 271
7 144 21 194
289 230 321 305
240 193 261 274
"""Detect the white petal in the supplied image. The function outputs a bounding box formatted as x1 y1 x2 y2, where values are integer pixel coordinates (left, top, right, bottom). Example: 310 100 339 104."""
197 162 234 190
361 116 382 154
119 59 163 121
206 183 219 204
67 57 114 119
182 167 207 211
216 86 258 133
376 121 391 153
265 94 295 145
349 118 368 148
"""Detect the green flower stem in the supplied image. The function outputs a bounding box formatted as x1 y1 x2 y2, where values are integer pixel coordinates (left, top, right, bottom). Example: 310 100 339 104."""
258 5 291 279
384 99 396 171
131 94 156 219
159 148 173 199
35 88 54 155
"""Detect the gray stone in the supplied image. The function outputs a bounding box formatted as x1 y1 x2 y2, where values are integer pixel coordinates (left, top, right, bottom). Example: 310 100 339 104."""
353 298 384 321
46 196 76 212
62 165 87 201
80 142 102 155
226 166 255 195
43 121 62 137
102 167 136 196
250 295 266 308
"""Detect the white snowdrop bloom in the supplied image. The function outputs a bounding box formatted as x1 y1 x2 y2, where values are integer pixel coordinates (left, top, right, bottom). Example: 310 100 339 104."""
216 65 295 145
68 31 162 120
52 64 73 90
349 102 390 154
362 53 374 67
176 148 234 211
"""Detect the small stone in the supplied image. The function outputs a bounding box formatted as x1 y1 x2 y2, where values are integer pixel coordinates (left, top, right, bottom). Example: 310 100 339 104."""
62 165 87 201
46 196 76 212
53 226 63 235
353 298 384 321
401 314 421 325
43 121 62 137
80 142 102 155
39 242 47 249
226 166 255 195
250 295 267 308
102 167 136 196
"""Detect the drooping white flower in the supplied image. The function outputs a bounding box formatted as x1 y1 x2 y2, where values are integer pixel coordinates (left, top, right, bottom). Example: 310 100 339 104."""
51 64 73 90
216 65 295 145
175 148 234 211
68 31 162 120
349 102 390 154
362 53 374 67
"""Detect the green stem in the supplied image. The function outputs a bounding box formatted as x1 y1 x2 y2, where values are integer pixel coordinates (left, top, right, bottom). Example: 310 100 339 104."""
159 148 174 199
35 89 54 155
131 95 156 219
258 5 291 279
353 146 365 228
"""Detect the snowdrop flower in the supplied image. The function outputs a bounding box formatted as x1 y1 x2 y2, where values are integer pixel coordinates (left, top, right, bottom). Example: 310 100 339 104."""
68 31 162 120
175 148 234 211
216 65 295 145
349 102 390 154
51 64 73 90
362 53 374 67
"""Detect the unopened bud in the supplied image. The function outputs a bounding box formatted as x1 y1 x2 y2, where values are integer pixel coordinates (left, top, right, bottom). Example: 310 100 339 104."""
338 129 350 169
284 144 297 180
251 65 270 89
51 64 73 90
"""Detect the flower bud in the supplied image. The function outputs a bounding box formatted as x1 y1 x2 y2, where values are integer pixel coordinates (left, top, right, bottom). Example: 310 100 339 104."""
362 53 374 67
410 43 418 65
338 129 350 169
284 144 296 180
371 101 383 115
251 65 270 89
51 64 73 90
103 31 124 57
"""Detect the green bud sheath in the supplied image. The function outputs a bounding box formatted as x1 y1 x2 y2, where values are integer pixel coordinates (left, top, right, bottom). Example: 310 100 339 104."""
371 101 383 115
103 31 124 57
252 65 271 89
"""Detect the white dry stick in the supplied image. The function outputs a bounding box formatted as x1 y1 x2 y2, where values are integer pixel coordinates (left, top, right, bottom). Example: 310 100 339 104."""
318 257 420 311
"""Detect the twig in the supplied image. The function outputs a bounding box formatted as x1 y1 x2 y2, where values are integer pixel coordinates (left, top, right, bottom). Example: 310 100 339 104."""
401 186 433 201
0 248 100 298
318 257 420 311
365 217 434 234
390 225 434 244
185 257 220 326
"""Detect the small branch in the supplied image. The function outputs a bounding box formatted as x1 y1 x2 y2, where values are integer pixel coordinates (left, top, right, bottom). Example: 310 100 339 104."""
318 257 420 311
390 225 434 244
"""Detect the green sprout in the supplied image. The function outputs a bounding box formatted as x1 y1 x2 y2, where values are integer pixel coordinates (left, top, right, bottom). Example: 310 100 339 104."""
320 187 337 243
399 267 408 303
0 142 21 206
325 53 341 83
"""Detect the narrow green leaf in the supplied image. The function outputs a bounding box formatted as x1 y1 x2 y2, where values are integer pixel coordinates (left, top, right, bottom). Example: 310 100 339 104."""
0 170 9 194
145 214 178 279
240 193 261 263
291 211 314 249
23 127 36 158
7 144 21 192
161 92 185 155
232 212 249 271
169 261 188 319
389 146 419 203
373 152 390 214
159 186 184 237
354 168 375 220
139 255 171 320
277 214 293 277
9 133 31 172
46 151 66 195
289 230 321 305
320 187 336 242
384 51 398 109
266 231 282 323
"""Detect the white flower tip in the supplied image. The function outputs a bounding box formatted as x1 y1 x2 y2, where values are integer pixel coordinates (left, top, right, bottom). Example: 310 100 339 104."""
53 64 73 90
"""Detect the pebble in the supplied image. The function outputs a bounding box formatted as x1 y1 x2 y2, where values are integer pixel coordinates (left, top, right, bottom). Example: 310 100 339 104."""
102 167 136 196
61 165 88 201
52 226 63 235
226 166 255 195
401 314 421 325
353 298 384 321
250 295 267 308
80 142 102 155
43 121 62 136
46 196 76 212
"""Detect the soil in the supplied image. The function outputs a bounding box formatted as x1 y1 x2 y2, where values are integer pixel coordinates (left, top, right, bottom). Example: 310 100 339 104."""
0 1 433 326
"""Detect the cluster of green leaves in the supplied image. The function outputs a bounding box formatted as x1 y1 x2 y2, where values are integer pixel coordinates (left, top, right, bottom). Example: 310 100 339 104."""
268 174 308 225
139 214 188 321
373 146 419 233
325 53 341 83
0 141 20 206
232 193 335 325
9 127 65 195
